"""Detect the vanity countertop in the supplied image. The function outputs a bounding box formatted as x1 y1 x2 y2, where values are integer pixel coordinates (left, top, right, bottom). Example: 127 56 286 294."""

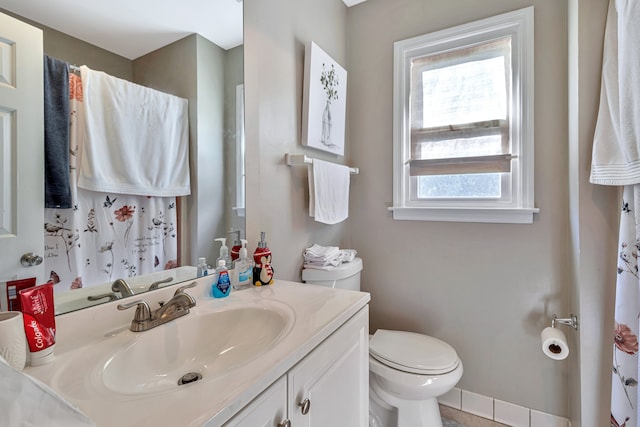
24 279 370 426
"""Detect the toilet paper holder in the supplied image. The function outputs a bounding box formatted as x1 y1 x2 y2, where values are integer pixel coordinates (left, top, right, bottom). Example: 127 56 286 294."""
551 314 578 330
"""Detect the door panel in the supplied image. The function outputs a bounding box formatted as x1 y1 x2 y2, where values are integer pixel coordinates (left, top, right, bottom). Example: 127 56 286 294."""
0 12 44 283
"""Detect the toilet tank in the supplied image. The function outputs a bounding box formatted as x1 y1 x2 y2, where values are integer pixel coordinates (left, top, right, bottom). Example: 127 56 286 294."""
302 257 363 291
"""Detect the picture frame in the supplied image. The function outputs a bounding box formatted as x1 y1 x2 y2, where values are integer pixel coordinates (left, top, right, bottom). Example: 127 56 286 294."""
302 41 348 157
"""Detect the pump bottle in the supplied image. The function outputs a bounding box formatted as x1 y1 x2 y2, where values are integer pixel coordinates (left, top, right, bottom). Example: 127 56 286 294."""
229 229 242 262
197 257 208 278
233 239 254 290
214 237 233 269
252 232 274 286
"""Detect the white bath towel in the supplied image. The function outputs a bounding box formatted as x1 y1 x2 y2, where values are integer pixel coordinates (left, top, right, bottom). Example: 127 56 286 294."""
308 159 350 224
590 0 640 185
78 66 190 196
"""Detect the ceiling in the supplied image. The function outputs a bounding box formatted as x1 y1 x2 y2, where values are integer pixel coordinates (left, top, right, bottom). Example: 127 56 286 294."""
0 0 367 60
0 0 244 60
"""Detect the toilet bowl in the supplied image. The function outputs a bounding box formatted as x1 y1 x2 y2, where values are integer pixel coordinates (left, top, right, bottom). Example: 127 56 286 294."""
368 329 463 427
301 258 463 427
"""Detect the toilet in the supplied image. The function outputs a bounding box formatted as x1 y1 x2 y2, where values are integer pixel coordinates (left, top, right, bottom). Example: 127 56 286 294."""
302 258 463 427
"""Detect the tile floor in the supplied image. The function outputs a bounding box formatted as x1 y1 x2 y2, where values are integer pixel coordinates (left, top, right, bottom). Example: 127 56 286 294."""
441 405 509 427
443 417 466 427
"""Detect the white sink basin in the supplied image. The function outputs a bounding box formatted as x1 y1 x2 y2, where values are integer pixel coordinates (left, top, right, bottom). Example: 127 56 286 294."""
101 304 292 395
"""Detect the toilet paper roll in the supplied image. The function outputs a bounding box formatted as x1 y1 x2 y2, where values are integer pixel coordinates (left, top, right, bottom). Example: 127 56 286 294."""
541 326 569 360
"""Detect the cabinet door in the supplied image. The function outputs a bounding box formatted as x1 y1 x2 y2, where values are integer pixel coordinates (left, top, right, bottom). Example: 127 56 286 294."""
223 376 288 427
289 307 369 427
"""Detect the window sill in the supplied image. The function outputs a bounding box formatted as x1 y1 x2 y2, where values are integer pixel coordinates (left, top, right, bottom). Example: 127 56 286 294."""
388 206 539 224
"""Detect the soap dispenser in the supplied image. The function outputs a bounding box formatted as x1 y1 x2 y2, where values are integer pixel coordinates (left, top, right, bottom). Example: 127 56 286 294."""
197 257 209 278
215 237 233 269
252 232 274 286
233 239 254 290
229 229 242 262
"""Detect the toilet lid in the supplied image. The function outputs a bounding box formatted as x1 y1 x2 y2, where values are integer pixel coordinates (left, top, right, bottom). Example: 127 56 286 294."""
369 330 459 375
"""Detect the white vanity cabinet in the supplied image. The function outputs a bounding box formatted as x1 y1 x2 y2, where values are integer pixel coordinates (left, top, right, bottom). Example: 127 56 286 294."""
223 306 369 427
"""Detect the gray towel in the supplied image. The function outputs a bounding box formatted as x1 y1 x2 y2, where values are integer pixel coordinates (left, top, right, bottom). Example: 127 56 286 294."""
44 55 71 209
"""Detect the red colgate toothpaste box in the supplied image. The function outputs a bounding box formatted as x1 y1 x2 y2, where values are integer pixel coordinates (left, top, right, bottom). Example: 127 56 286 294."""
0 277 36 312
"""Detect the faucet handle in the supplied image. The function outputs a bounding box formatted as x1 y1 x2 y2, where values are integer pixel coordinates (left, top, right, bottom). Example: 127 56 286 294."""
117 300 152 322
174 281 197 296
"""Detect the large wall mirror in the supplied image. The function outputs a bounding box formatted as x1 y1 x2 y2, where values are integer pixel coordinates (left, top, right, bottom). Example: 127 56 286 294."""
0 2 244 315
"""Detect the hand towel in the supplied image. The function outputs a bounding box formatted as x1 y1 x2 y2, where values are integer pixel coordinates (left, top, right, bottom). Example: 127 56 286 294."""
308 159 350 224
590 0 640 185
78 66 190 197
0 355 95 426
43 55 71 208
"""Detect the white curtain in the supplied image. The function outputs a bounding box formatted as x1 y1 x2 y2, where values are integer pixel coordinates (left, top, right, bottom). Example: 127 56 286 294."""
611 185 640 427
44 72 178 293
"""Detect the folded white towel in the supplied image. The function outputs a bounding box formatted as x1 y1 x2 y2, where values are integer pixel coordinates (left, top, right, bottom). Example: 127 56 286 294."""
0 355 95 426
308 159 350 224
590 0 640 185
78 66 191 197
303 244 357 267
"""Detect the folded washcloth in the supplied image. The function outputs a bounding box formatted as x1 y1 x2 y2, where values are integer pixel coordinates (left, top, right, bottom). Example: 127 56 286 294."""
303 244 357 268
0 355 95 426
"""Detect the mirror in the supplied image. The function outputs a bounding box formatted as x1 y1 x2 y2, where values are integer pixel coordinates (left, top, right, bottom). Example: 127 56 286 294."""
0 6 244 315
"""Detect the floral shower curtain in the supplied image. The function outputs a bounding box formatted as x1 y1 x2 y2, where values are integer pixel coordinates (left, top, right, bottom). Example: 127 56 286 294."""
611 186 639 427
44 72 178 294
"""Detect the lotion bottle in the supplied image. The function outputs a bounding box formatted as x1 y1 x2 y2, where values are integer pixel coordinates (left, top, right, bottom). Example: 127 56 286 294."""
233 239 254 290
211 260 231 298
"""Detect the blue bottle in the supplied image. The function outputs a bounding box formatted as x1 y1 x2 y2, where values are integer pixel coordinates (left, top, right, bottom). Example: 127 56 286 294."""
211 260 231 298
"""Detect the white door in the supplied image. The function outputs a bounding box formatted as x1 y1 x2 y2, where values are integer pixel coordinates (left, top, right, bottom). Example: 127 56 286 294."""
0 12 44 283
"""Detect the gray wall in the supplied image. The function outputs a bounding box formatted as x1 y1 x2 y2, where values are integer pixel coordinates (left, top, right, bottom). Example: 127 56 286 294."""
245 0 617 424
348 0 570 416
245 0 350 280
568 1 617 425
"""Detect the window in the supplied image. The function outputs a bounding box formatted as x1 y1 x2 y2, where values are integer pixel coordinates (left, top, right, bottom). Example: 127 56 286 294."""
234 84 245 217
390 7 538 223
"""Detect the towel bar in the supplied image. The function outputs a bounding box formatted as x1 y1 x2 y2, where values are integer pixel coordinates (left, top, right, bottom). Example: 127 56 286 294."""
285 154 359 174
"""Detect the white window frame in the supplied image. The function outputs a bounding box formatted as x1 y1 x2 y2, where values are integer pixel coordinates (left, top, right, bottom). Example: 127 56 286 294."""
233 84 245 217
390 7 538 224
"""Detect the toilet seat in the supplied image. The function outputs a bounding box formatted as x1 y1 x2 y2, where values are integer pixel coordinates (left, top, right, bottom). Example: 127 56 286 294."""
369 330 459 375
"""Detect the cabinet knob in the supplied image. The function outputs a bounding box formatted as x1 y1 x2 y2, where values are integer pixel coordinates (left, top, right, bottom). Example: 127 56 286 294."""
298 398 311 415
277 420 291 427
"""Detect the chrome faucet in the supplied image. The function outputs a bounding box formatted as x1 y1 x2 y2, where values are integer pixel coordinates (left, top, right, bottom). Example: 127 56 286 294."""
112 278 135 297
148 276 173 291
87 292 119 302
117 282 197 332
